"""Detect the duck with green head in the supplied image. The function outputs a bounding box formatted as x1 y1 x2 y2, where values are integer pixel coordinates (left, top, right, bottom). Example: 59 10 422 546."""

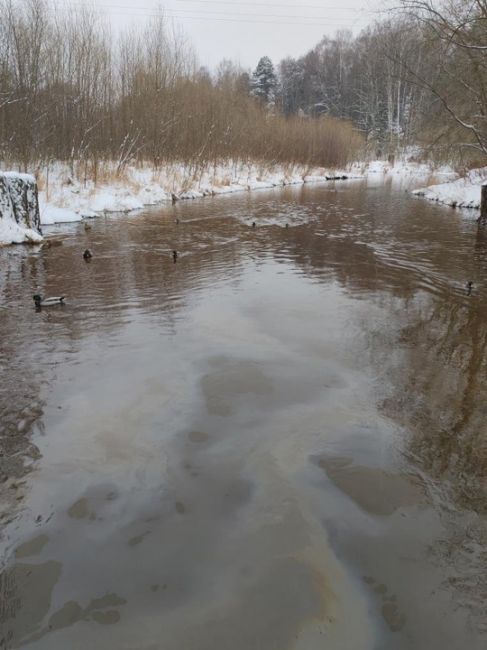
33 295 65 308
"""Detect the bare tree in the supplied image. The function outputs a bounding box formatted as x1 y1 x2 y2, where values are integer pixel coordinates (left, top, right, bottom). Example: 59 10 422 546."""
398 0 487 157
0 0 363 176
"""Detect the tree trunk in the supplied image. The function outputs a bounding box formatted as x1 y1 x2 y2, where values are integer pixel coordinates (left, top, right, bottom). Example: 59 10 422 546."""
481 184 487 222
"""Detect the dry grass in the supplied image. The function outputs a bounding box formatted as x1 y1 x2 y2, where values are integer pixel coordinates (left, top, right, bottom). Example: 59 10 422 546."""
0 3 363 178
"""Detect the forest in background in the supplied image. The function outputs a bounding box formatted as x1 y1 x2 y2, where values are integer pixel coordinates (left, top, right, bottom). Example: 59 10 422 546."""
0 0 486 178
0 0 362 175
275 0 487 166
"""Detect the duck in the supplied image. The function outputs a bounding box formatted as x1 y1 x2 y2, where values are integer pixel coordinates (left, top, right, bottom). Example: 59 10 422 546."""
42 239 63 249
84 222 92 231
83 249 92 260
33 294 65 308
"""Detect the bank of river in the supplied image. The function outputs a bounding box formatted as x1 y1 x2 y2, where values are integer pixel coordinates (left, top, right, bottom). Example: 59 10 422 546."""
0 177 486 649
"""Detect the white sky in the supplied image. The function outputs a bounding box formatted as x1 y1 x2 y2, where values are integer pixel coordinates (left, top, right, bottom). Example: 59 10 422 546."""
49 0 385 70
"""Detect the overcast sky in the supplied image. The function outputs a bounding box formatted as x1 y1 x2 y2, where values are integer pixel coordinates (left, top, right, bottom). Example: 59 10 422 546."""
53 0 385 70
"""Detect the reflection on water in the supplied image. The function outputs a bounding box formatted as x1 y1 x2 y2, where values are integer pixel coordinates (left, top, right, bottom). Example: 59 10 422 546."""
0 179 486 648
378 290 487 507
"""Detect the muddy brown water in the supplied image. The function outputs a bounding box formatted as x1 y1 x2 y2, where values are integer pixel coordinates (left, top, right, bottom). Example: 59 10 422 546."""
1 177 486 649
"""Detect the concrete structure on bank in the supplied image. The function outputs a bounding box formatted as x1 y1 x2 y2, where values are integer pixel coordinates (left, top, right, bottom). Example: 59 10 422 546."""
0 172 43 245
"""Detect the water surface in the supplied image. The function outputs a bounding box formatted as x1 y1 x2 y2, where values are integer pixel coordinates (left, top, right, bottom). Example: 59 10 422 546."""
1 178 486 649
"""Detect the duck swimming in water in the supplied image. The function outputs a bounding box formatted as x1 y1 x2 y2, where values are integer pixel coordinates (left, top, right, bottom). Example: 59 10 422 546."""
33 294 65 308
83 249 92 260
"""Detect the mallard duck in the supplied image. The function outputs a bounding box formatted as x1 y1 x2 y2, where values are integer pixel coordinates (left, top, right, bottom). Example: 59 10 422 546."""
33 294 65 308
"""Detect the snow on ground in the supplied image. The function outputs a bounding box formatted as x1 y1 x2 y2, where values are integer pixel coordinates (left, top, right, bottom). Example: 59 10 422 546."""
3 156 482 245
359 159 456 177
413 167 487 209
34 161 367 230
0 217 43 245
38 202 82 225
5 160 355 244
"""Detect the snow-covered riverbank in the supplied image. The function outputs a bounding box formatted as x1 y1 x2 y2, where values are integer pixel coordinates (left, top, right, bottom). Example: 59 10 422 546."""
1 157 478 246
0 210 43 245
2 161 364 245
413 167 487 209
37 162 337 226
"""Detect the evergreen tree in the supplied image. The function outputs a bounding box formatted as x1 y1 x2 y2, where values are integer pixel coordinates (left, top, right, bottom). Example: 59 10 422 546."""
250 56 278 106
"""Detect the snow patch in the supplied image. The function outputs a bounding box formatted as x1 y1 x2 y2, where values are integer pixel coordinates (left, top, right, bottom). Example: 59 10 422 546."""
39 202 82 225
363 159 455 178
34 161 365 230
413 167 487 209
2 157 464 244
0 218 42 245
2 171 36 183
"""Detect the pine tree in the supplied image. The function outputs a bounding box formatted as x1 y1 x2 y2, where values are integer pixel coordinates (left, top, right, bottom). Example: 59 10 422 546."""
250 56 278 106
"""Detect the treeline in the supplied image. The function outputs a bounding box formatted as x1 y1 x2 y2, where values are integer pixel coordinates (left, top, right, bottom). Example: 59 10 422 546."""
277 24 429 154
0 0 361 174
272 0 487 163
2 0 484 175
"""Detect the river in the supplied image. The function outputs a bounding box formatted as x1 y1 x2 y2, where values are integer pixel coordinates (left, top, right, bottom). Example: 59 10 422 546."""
0 177 486 649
